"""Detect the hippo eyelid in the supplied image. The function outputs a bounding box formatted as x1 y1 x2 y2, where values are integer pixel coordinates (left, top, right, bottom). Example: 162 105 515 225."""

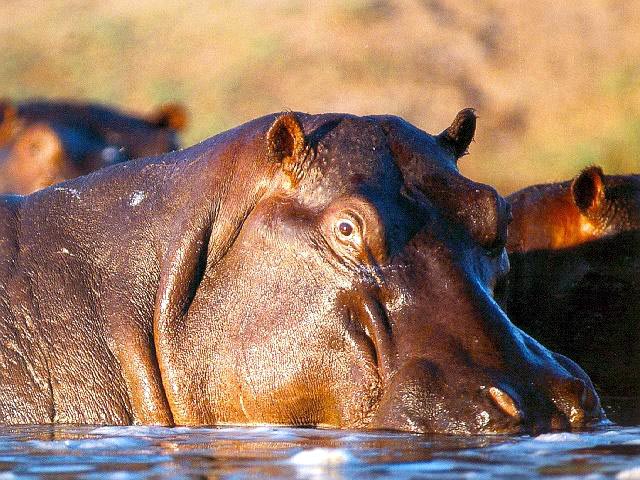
484 243 505 259
333 213 364 248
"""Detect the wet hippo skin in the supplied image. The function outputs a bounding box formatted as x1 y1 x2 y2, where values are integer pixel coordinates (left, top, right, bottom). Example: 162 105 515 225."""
0 110 603 433
497 167 640 403
0 99 187 194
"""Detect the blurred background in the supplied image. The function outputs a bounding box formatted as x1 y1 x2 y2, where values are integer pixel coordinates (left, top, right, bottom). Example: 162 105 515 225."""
1 0 638 193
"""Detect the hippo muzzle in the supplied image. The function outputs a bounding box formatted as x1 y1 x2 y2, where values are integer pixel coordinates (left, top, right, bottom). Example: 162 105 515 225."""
355 238 604 434
372 337 603 434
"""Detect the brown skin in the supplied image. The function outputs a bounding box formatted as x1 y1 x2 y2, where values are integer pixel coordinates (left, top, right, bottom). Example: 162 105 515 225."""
497 167 640 411
0 110 602 433
0 99 187 194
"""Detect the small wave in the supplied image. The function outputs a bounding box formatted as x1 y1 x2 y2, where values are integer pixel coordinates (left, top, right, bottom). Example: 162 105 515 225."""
534 432 582 442
289 447 359 466
90 426 175 437
27 437 148 450
617 466 640 479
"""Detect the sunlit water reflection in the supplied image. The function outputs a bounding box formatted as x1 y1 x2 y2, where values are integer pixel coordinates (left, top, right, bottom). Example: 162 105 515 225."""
0 401 639 479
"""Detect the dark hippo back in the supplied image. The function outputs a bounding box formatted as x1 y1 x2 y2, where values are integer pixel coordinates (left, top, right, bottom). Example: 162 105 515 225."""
497 167 640 410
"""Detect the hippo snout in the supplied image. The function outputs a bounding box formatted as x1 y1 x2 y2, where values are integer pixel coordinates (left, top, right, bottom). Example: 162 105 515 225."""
546 377 598 429
372 357 603 434
544 354 603 429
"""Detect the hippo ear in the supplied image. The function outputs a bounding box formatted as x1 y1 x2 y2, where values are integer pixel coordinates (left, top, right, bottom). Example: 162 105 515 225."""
15 124 64 169
267 112 307 185
0 99 18 142
571 165 605 214
149 103 188 131
0 99 14 121
437 108 477 160
5 124 66 193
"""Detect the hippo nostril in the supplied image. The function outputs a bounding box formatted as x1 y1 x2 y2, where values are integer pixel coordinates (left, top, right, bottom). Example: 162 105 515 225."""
578 379 599 414
487 387 521 421
570 377 601 424
550 377 596 426
567 378 589 422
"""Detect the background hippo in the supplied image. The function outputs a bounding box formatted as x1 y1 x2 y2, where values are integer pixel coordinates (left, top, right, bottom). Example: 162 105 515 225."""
496 166 640 417
0 99 187 194
0 110 601 433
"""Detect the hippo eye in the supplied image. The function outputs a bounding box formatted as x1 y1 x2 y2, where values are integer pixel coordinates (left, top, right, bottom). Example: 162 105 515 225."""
338 220 355 238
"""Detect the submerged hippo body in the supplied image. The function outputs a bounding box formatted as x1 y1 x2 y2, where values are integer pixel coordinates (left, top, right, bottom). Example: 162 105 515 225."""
498 167 640 400
0 111 602 433
0 99 187 194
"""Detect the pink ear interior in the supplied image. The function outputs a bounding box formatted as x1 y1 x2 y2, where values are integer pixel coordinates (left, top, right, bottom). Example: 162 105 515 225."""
267 112 305 162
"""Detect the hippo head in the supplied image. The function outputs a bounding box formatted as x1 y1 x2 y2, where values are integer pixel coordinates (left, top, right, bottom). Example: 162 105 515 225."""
0 121 129 194
507 166 640 252
571 166 640 234
92 102 187 159
15 100 188 160
0 123 71 194
155 110 603 433
0 100 188 194
498 167 640 402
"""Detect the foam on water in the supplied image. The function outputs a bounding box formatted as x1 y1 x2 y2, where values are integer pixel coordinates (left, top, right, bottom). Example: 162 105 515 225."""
618 467 640 480
25 464 94 474
534 432 583 442
27 436 149 450
90 425 176 437
289 448 358 466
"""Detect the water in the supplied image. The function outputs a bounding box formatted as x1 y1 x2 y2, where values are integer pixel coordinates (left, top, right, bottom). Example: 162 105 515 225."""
1 409 640 480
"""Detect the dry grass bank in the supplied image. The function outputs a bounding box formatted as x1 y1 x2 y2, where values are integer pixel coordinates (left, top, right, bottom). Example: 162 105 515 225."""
1 0 638 192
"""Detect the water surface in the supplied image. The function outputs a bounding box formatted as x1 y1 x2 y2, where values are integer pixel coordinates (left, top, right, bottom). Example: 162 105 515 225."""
2 414 640 479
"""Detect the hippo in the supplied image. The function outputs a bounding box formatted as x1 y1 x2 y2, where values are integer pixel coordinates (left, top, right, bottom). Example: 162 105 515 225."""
0 110 602 433
496 166 640 408
0 99 187 194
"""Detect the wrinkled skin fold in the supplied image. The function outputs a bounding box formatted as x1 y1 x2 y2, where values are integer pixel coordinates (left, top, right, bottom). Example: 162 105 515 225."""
0 111 604 433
